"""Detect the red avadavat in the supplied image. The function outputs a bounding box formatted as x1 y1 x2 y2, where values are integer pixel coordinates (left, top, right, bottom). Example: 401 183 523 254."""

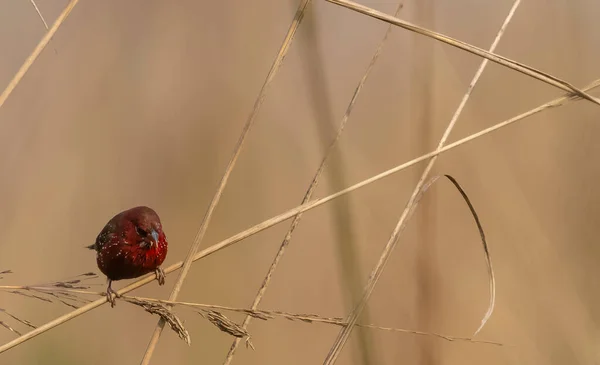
87 206 168 307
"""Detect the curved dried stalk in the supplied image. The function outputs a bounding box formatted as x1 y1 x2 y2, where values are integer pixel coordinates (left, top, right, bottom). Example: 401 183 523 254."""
323 173 497 363
442 175 495 336
0 77 597 354
415 175 496 337
322 2 520 361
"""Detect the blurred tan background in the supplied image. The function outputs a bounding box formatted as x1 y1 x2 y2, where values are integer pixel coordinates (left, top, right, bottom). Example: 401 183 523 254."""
1 0 600 364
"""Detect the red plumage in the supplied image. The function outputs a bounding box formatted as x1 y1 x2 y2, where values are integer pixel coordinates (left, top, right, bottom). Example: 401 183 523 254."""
87 206 168 307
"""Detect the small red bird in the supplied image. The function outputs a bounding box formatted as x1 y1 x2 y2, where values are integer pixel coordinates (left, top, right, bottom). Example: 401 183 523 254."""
87 206 168 307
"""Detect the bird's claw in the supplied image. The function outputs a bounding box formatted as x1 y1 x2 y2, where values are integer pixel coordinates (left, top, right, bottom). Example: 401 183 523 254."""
106 283 120 308
155 267 166 286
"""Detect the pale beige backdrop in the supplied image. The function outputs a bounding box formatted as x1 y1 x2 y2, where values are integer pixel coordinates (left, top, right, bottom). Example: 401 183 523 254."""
1 0 599 364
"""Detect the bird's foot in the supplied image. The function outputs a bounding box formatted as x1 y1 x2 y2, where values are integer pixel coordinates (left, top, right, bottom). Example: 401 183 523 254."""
155 267 166 286
106 284 120 308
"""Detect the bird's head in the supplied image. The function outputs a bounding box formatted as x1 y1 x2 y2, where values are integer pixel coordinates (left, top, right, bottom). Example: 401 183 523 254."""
125 206 166 250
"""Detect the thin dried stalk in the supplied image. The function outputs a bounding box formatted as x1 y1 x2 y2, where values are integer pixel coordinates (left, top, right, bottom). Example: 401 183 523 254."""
8 291 52 303
2 285 101 308
0 309 36 330
0 272 98 309
40 272 99 290
300 3 377 363
320 174 496 362
222 3 404 364
123 296 502 346
8 290 80 309
442 175 495 336
0 300 35 336
0 0 79 109
139 1 314 364
29 0 50 30
411 174 495 337
0 321 21 337
0 286 100 297
325 0 600 106
322 1 520 361
1 76 597 354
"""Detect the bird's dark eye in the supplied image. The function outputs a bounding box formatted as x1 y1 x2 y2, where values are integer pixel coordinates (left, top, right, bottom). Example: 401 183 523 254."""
135 226 147 237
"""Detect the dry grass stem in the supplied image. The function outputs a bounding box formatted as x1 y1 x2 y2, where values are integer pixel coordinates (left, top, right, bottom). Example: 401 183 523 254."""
1 75 597 354
325 0 600 106
0 286 101 297
0 308 35 338
415 175 496 337
28 0 49 30
0 321 21 337
139 1 314 364
122 296 502 346
1 272 99 309
322 1 520 361
8 291 52 304
0 309 36 330
444 176 495 336
0 0 79 110
126 298 191 346
221 3 404 364
0 271 37 336
321 174 495 362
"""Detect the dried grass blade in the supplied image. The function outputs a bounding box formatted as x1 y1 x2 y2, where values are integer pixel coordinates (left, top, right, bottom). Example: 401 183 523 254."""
322 1 520 362
139 1 313 363
28 0 50 30
417 175 495 336
0 321 21 337
9 290 52 303
0 0 79 110
0 309 36 330
221 2 404 364
324 0 600 105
